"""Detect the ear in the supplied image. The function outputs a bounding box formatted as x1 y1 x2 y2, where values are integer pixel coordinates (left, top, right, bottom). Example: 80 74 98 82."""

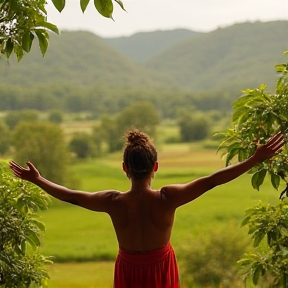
122 162 128 173
153 161 159 172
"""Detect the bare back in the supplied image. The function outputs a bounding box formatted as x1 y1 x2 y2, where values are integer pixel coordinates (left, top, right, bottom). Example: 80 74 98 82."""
108 188 175 252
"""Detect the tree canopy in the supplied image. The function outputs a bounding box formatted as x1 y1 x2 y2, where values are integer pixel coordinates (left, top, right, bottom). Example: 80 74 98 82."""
0 0 125 60
217 51 288 196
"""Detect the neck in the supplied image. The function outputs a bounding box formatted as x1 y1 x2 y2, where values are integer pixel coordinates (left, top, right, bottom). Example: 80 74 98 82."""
130 177 152 191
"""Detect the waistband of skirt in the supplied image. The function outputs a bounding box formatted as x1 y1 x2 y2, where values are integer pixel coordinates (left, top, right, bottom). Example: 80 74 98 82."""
117 243 173 265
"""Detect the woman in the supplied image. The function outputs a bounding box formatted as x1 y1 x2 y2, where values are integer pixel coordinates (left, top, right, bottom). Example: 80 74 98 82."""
9 129 284 288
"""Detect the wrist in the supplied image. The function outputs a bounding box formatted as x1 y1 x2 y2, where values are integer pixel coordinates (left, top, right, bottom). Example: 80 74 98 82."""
249 154 263 165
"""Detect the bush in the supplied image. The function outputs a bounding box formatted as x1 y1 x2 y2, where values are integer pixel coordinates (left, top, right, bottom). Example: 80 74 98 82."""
69 133 95 159
179 222 250 288
13 121 71 185
178 112 210 142
0 162 52 288
238 200 288 288
48 110 63 124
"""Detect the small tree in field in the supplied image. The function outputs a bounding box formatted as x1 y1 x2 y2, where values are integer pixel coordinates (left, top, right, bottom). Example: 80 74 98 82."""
218 51 288 287
178 111 210 142
0 162 51 288
13 121 70 185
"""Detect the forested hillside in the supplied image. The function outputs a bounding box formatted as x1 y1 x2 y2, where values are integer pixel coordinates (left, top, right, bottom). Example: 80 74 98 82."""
104 29 200 63
147 21 288 92
0 21 287 116
0 31 167 88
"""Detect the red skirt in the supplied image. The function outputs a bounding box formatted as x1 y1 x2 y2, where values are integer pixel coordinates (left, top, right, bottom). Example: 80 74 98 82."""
114 243 180 288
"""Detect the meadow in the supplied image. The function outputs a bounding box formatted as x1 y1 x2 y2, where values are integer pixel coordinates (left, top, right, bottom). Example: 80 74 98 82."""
39 141 282 288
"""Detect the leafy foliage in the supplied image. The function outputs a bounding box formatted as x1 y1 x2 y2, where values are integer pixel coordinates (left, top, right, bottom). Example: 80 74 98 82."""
0 0 125 60
0 162 51 287
238 200 288 287
0 0 59 60
0 121 11 156
51 0 126 18
180 223 250 288
217 52 288 193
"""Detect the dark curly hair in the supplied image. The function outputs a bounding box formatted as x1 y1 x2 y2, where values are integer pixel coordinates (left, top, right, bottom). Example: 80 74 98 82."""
123 129 157 179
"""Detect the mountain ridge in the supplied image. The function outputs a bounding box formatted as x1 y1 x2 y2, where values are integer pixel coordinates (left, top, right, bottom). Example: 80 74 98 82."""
1 20 287 94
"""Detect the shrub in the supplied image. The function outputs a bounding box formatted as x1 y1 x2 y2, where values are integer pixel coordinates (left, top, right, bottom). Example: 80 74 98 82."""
0 162 51 288
179 222 250 288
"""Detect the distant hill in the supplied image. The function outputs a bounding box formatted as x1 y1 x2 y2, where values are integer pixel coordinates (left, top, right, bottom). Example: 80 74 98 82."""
1 21 287 95
146 21 288 92
104 29 200 63
0 31 168 88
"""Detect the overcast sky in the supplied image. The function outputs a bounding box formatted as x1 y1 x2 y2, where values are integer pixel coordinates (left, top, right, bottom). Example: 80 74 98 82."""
46 0 288 38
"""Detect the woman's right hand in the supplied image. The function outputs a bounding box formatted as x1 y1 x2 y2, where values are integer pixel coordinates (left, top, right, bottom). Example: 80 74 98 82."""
252 132 284 163
9 161 41 183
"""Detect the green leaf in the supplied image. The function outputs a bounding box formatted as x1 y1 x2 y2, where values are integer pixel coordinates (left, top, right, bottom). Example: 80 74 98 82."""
271 173 280 190
37 21 59 34
26 229 41 248
7 0 17 17
241 216 251 227
30 218 45 232
233 106 250 123
14 44 24 62
80 0 90 12
22 31 34 53
35 30 49 57
5 38 14 58
94 0 113 18
51 0 66 12
251 169 267 191
233 93 253 108
238 148 248 162
275 63 288 74
253 231 265 247
225 147 239 166
114 0 126 11
252 266 262 285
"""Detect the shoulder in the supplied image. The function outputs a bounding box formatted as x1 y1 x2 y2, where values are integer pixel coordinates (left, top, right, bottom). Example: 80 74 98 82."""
159 184 184 205
82 190 123 212
160 184 184 195
95 190 122 201
159 179 210 208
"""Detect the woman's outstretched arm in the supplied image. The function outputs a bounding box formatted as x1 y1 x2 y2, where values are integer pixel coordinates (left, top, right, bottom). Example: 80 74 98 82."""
161 132 285 208
9 161 119 212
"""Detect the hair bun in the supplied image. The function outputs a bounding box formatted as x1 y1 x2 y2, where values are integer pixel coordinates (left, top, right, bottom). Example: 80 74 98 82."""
126 129 149 145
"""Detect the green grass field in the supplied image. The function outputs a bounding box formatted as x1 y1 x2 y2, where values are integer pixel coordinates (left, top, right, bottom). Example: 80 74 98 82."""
39 143 283 287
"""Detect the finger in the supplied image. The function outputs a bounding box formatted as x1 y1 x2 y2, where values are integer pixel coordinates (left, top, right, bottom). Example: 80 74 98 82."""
12 171 23 178
9 161 25 170
267 131 282 142
267 134 284 148
10 168 22 176
26 161 36 170
269 141 285 155
9 162 23 172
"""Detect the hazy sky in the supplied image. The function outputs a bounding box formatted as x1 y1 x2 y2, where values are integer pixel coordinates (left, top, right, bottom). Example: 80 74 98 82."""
46 0 288 38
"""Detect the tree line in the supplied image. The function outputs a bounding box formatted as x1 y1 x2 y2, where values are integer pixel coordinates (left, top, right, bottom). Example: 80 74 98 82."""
0 83 236 118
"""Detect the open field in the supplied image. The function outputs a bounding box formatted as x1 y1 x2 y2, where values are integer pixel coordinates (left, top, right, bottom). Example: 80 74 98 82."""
47 262 114 288
39 143 283 287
